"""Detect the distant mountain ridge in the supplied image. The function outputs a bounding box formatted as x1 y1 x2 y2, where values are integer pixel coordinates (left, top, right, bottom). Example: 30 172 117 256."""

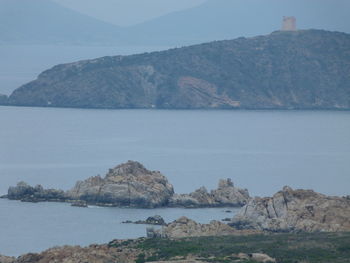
1 0 350 46
0 0 122 45
124 0 350 46
5 30 350 110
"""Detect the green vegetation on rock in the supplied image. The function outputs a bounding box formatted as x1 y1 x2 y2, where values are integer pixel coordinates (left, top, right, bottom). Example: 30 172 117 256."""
7 30 350 110
133 232 350 263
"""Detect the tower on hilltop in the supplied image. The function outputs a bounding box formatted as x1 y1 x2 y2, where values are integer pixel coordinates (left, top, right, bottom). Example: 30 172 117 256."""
282 16 297 31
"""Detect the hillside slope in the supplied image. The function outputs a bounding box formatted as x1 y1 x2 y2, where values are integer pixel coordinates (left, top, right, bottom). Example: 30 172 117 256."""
7 30 350 110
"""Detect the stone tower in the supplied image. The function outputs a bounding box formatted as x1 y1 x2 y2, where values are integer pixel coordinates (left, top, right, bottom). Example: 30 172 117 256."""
282 16 297 31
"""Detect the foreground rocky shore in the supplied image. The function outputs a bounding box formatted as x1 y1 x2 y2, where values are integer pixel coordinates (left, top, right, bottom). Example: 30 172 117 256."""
230 186 350 232
2 161 250 208
2 231 350 263
2 161 350 262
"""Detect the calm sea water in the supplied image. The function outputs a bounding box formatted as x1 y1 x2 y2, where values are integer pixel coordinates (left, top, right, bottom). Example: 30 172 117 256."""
0 106 349 256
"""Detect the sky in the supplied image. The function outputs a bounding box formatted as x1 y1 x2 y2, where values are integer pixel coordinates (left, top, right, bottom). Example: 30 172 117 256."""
53 0 206 26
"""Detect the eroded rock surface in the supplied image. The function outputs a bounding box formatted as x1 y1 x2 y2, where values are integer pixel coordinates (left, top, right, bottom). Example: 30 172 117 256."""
159 216 260 238
231 186 350 232
67 161 174 208
169 179 250 207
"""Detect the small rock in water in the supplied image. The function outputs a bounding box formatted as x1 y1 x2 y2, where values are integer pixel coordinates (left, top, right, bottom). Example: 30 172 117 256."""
124 215 166 225
71 200 88 207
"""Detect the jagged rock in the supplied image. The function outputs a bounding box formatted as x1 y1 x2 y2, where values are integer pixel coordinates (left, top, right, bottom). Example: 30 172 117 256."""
169 179 250 207
7 182 66 202
159 216 260 238
231 186 350 232
66 161 174 208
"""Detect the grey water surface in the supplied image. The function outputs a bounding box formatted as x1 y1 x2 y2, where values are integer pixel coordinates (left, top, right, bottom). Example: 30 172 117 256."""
0 106 349 256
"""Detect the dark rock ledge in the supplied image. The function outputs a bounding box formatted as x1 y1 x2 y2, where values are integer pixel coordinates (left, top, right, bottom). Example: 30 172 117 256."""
2 161 250 208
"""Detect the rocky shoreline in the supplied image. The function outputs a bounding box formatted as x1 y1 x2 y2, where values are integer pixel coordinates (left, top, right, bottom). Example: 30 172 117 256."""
230 186 350 233
2 161 250 208
3 160 349 234
2 231 350 263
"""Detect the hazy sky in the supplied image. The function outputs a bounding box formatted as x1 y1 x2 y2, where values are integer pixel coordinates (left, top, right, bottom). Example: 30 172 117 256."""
53 0 206 26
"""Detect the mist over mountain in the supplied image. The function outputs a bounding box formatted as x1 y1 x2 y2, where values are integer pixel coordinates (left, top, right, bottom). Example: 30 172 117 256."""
1 0 350 46
0 0 122 45
124 0 350 46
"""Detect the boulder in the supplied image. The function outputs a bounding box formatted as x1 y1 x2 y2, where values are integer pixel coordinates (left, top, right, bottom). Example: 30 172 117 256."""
169 179 250 207
67 161 174 208
231 186 350 232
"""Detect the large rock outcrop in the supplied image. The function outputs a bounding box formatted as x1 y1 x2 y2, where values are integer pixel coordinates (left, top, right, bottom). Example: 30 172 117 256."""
155 216 260 238
7 30 350 110
169 179 250 207
66 161 174 208
4 161 250 208
230 186 350 232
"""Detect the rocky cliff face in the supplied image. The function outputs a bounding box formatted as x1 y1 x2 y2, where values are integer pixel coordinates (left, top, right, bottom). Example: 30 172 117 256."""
6 30 350 110
67 161 174 208
231 186 350 232
169 179 250 207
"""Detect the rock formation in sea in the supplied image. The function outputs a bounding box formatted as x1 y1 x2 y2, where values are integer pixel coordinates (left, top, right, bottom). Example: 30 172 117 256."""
169 178 250 207
123 215 166 225
230 186 350 232
154 216 261 238
6 181 66 202
3 161 250 208
66 161 174 208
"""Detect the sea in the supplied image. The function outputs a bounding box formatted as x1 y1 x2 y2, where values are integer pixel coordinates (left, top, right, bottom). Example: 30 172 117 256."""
0 45 349 256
